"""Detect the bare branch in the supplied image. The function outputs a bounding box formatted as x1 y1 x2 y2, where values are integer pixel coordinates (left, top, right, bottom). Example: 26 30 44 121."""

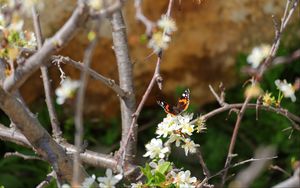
230 146 276 187
0 88 88 183
109 10 136 165
134 0 155 35
73 31 99 185
51 55 127 98
196 146 210 177
0 124 120 170
32 6 62 139
36 171 56 188
272 168 300 188
221 94 252 187
4 151 43 161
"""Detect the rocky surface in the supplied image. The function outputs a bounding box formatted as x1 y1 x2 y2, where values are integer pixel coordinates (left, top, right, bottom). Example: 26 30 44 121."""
22 0 290 117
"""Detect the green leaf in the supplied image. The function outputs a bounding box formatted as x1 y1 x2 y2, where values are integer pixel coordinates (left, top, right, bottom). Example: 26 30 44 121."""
157 161 171 175
153 171 166 185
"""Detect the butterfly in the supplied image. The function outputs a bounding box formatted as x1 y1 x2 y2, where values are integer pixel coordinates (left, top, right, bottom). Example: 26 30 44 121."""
157 89 190 116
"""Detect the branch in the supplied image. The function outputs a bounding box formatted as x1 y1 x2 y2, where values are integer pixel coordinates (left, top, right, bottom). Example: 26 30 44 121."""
51 55 127 98
36 171 56 188
73 31 98 185
0 88 88 183
221 94 252 187
134 0 155 35
109 10 136 165
3 2 90 92
90 0 126 19
196 103 300 131
4 151 43 161
272 168 300 188
32 7 62 139
230 146 276 187
0 124 120 170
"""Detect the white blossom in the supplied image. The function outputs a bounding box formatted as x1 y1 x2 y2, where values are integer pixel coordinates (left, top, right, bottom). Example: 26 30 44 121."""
82 174 96 188
178 113 195 136
247 44 271 68
61 184 71 188
157 14 177 34
166 133 183 147
97 169 123 188
148 31 171 53
275 79 296 102
143 138 170 159
130 181 143 188
156 114 179 138
171 170 197 187
181 138 199 156
55 77 80 104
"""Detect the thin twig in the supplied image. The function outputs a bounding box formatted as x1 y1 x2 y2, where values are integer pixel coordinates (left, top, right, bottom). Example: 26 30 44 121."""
196 146 210 177
51 55 127 98
36 171 56 188
220 94 252 187
4 151 43 161
134 0 155 35
208 156 277 182
32 6 62 139
269 165 292 177
73 31 99 186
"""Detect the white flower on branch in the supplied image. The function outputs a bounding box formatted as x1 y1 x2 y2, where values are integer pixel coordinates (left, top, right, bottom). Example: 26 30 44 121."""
181 138 199 156
55 77 80 105
275 79 296 102
156 114 179 138
177 113 195 136
148 31 171 53
143 138 170 159
171 170 197 188
166 133 183 147
157 14 177 34
82 174 96 188
247 44 271 68
97 169 123 188
130 181 143 188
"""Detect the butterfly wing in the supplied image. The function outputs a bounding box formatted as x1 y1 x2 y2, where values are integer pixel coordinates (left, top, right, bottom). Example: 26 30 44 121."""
157 101 179 116
175 89 190 113
157 89 190 116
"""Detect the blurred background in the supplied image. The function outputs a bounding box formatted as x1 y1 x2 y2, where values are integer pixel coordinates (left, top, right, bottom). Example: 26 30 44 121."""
1 0 300 187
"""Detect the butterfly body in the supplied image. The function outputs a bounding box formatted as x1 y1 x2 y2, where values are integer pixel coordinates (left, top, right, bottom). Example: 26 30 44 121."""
157 89 190 116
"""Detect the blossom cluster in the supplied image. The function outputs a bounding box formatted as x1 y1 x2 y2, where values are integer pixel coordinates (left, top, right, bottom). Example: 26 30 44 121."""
136 113 206 187
62 168 123 188
148 14 177 53
0 1 41 76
